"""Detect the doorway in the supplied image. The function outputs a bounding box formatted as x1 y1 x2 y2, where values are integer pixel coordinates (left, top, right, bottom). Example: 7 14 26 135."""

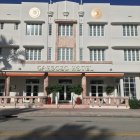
90 85 103 97
58 79 72 102
25 79 39 97
90 80 104 97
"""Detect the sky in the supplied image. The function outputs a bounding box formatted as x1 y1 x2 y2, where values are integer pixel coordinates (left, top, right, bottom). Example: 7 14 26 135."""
1 0 140 5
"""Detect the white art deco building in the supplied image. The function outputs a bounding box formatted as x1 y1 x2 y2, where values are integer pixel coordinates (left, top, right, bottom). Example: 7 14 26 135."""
0 1 140 104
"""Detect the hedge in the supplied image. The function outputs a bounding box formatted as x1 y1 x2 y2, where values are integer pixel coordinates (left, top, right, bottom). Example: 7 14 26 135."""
129 98 140 109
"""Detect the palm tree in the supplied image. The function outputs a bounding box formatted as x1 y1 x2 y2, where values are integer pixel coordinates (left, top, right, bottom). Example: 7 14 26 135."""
0 35 25 70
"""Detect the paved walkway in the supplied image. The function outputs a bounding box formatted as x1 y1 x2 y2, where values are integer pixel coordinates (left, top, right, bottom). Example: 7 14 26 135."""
0 108 140 118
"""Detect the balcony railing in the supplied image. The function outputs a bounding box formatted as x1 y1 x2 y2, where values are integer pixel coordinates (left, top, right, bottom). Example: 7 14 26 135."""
0 96 129 108
82 96 129 108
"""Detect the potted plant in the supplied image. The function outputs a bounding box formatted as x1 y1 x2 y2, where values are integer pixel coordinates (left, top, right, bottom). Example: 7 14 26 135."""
105 86 115 96
70 85 83 104
46 85 63 104
45 86 52 104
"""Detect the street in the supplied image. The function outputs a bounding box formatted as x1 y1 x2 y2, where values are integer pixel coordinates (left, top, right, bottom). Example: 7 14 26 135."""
0 115 140 140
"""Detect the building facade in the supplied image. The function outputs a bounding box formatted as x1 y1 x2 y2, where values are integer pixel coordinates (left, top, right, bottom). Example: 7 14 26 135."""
0 1 140 103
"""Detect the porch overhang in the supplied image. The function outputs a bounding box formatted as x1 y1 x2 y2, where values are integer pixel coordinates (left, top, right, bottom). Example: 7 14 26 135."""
48 73 82 77
85 73 124 77
0 72 44 77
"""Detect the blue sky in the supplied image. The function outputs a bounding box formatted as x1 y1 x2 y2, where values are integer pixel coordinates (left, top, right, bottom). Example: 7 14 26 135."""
1 0 140 5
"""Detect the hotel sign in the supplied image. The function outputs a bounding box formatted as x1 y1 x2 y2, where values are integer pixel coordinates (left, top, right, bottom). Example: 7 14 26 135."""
37 65 94 72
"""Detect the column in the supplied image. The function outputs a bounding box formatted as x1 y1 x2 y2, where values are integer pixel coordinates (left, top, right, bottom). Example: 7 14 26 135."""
5 76 10 96
135 77 140 99
120 78 124 97
114 87 117 97
82 73 87 97
44 73 48 96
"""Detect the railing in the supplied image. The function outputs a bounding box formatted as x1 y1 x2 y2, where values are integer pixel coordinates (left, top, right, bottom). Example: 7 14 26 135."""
0 96 129 108
82 96 129 108
0 96 47 108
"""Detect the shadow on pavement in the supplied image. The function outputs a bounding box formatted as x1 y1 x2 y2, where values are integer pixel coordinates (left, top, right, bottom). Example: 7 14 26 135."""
0 108 42 122
7 124 113 140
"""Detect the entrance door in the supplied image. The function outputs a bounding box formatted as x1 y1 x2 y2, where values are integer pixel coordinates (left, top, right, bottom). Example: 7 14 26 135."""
91 85 103 97
25 79 39 97
59 85 71 102
26 85 39 97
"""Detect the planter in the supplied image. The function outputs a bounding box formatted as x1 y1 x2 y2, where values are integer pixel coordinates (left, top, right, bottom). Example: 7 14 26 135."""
47 97 51 104
55 94 59 105
75 97 82 104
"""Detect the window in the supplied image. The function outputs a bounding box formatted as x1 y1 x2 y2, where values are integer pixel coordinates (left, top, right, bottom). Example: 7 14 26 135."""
89 24 104 36
123 25 138 36
79 24 83 36
48 23 52 35
26 48 41 60
26 24 42 35
124 49 140 61
90 49 105 61
0 79 5 96
58 24 73 36
0 23 4 29
14 23 19 30
47 47 52 60
58 48 73 61
123 77 136 98
79 48 83 61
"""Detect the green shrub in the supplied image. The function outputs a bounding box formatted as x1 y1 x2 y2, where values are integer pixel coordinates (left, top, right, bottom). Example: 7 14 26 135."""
105 86 115 95
129 98 140 109
68 85 83 95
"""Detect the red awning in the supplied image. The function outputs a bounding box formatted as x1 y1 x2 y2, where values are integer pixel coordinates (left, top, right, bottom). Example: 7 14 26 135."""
0 72 44 77
85 73 124 77
48 73 82 77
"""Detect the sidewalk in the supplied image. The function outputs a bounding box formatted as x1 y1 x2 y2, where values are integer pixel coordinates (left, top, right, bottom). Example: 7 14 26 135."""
0 108 140 118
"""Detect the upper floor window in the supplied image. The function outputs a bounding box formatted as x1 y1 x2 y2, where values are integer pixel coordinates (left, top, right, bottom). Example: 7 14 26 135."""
79 24 83 36
47 47 52 61
58 48 73 61
58 24 73 36
123 77 136 98
0 23 4 30
48 23 52 35
123 25 138 36
26 24 42 36
79 48 83 61
14 23 19 30
124 49 140 61
89 24 104 36
90 49 105 61
26 48 41 60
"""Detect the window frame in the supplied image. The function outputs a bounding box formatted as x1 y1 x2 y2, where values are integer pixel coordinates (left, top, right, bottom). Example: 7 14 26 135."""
57 48 73 61
58 24 73 36
26 24 42 36
89 49 105 61
89 24 105 36
123 77 136 98
26 48 42 60
122 25 138 37
124 49 140 61
48 23 52 35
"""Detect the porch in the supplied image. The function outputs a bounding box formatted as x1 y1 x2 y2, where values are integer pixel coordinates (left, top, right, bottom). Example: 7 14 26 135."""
0 96 129 109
